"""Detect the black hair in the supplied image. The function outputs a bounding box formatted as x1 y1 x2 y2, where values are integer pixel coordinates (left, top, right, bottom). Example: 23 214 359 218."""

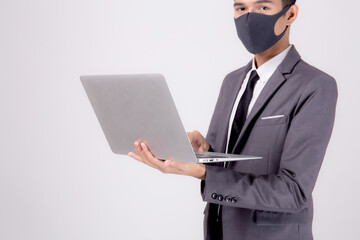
282 0 296 7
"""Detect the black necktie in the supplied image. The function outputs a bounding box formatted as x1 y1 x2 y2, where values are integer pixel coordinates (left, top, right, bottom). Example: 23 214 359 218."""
227 70 260 153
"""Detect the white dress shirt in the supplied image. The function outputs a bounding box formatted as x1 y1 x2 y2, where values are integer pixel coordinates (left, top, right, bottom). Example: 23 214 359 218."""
225 44 292 153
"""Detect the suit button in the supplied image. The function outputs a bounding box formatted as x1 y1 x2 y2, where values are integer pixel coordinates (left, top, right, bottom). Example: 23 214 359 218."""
231 197 237 203
217 195 224 201
211 193 217 199
225 196 231 202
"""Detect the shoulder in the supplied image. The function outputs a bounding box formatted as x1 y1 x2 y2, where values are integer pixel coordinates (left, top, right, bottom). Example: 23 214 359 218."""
219 64 250 90
291 59 337 94
288 59 338 116
225 65 249 79
224 64 248 81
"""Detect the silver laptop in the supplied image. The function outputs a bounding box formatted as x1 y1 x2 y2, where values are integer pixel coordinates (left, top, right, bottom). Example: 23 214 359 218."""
80 73 262 163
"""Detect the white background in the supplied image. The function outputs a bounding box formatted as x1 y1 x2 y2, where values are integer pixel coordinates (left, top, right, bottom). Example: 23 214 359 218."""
1 0 359 239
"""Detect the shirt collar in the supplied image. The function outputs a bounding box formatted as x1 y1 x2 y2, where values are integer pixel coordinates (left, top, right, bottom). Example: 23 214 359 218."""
251 44 292 84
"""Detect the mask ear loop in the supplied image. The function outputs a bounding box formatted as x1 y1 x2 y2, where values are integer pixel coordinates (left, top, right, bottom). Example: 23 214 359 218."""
276 24 289 37
275 5 292 37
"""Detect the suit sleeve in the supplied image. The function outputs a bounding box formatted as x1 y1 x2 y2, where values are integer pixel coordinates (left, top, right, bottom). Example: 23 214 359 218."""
201 75 338 213
208 145 214 152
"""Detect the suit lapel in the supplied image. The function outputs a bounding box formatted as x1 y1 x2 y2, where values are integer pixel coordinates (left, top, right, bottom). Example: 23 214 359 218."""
230 45 302 154
231 70 286 153
218 61 252 153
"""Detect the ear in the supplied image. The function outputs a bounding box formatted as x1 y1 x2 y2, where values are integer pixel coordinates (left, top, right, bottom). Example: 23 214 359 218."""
286 4 299 26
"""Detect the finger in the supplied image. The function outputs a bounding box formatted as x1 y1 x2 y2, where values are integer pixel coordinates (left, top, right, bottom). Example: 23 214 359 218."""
164 159 185 172
198 143 206 152
135 142 160 170
186 132 192 140
187 133 195 146
191 142 199 151
140 142 160 166
128 152 143 162
163 159 184 174
163 159 174 173
188 133 200 150
193 131 208 151
164 159 172 167
140 143 164 169
137 143 158 169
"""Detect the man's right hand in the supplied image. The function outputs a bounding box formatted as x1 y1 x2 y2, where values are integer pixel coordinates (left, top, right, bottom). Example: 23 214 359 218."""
186 130 210 152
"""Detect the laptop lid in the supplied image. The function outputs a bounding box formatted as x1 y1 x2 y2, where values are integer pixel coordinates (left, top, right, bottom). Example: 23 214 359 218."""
81 73 199 163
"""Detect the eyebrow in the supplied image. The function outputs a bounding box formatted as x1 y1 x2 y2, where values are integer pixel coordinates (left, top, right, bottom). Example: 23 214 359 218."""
233 0 274 7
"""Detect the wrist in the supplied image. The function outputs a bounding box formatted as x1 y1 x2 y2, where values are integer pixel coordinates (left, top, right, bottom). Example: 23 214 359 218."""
195 164 206 180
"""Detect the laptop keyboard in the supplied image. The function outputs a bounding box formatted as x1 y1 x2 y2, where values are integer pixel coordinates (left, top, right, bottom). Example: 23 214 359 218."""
195 153 228 158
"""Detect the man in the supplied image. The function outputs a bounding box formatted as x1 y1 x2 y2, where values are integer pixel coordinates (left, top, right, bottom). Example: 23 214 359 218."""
128 0 338 239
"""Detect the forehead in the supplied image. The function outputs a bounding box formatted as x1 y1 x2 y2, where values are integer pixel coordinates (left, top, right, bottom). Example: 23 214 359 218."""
234 0 279 5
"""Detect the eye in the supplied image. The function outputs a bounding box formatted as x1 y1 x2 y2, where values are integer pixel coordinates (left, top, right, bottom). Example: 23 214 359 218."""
236 7 246 12
260 6 269 11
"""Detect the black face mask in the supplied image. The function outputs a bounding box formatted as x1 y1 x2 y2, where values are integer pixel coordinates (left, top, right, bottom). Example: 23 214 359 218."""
234 5 291 54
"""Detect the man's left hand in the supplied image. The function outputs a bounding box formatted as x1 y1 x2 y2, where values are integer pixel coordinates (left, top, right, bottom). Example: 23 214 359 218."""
128 141 206 180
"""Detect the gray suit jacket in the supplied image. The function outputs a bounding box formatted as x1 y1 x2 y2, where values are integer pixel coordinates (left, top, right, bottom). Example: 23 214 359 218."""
200 45 338 240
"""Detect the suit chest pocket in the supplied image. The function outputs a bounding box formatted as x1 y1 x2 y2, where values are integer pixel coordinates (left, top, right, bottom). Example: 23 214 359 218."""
254 114 288 127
